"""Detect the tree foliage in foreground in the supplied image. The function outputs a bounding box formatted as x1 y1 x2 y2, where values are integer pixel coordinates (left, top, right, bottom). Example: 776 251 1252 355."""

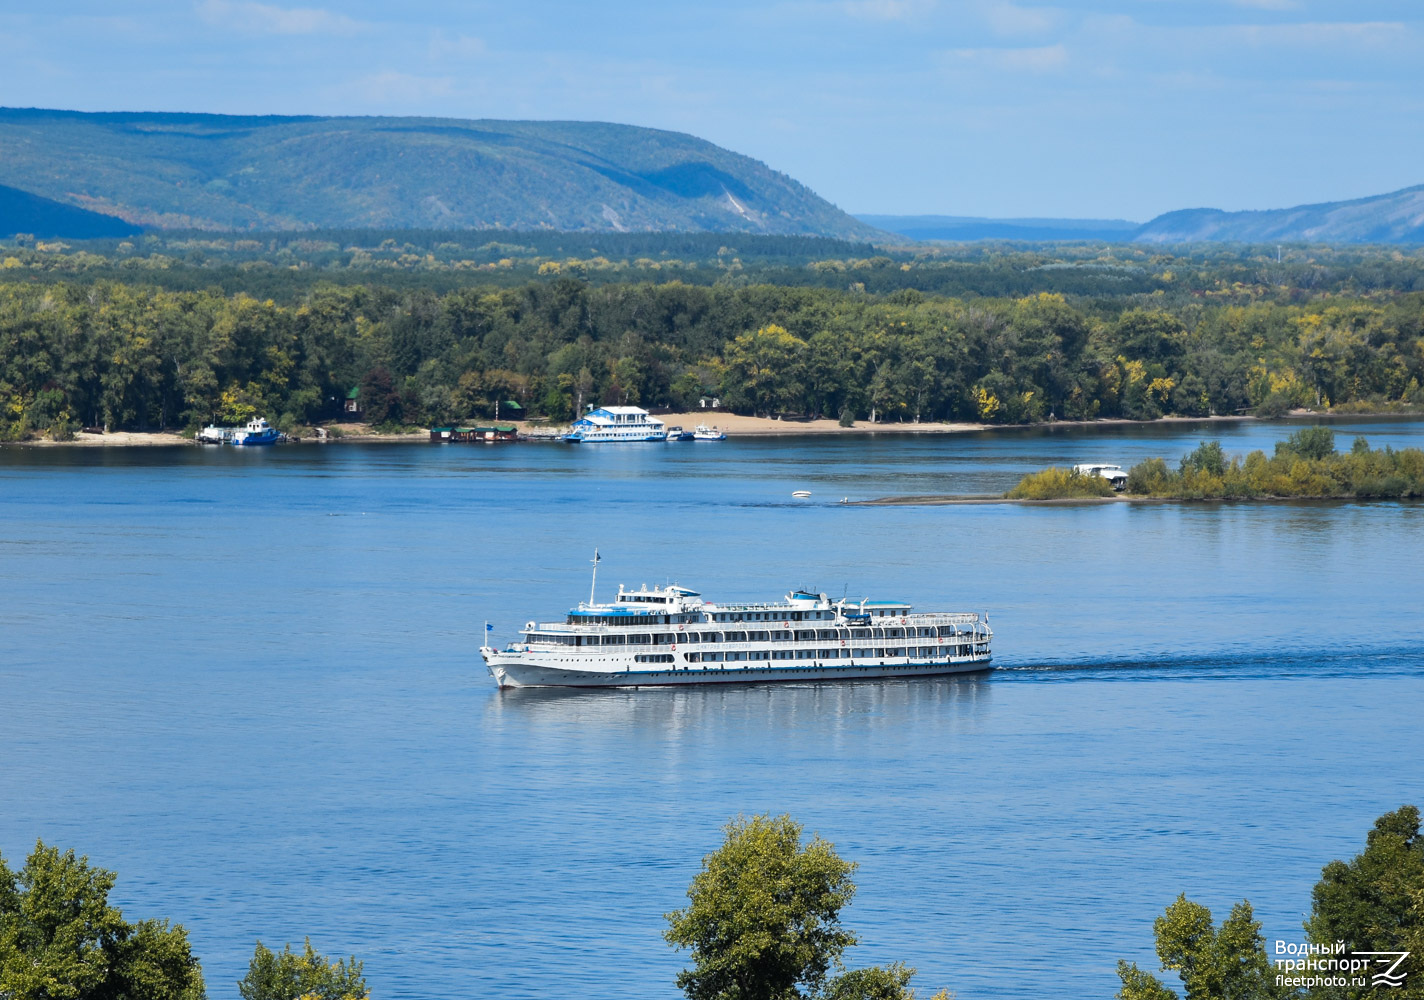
665 815 859 1000
1118 805 1424 1000
236 939 368 1000
1307 805 1424 1000
0 841 205 1000
665 814 951 1000
1115 896 1288 1000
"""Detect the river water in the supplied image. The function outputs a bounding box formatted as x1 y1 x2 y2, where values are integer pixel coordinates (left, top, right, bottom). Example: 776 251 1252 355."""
2 416 1422 1000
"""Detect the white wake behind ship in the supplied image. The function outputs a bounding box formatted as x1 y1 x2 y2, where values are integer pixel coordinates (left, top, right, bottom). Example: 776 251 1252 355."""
481 564 992 688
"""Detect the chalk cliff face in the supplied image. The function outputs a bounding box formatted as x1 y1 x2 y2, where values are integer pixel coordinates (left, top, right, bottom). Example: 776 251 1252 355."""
1134 185 1424 244
0 108 880 239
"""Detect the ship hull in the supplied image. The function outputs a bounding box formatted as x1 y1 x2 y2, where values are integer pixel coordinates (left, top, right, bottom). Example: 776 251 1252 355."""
484 654 992 689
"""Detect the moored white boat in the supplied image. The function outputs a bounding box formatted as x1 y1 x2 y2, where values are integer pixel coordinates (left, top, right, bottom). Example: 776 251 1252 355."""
1073 463 1128 490
692 424 726 441
481 565 992 689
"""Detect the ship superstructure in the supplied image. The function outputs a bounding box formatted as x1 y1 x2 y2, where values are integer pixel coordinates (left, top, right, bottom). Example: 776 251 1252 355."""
481 581 992 688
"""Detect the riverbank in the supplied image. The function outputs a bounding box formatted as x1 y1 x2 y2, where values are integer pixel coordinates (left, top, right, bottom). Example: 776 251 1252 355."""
0 407 1386 447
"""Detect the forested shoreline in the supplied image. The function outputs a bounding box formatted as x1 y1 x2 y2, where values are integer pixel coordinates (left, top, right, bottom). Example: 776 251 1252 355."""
2 234 1423 439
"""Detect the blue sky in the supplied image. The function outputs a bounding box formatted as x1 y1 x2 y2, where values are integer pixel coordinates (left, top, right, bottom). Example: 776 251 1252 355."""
2 1 1421 221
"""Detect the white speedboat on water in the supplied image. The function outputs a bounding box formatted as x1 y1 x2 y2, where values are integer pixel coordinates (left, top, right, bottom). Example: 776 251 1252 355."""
480 562 991 688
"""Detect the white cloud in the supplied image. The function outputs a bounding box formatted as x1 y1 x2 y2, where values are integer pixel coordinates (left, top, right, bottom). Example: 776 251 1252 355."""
981 2 1061 38
839 0 934 21
347 70 457 106
195 0 365 36
946 43 1068 72
1225 0 1300 9
429 30 486 62
1216 20 1409 50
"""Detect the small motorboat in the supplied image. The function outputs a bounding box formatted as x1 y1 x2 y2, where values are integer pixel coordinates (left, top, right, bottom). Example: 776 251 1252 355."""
664 426 695 441
791 490 812 499
693 424 726 441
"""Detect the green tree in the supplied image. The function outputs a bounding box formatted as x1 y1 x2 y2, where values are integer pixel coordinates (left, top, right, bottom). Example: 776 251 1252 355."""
1306 805 1424 1000
1114 895 1286 1000
720 325 807 417
1281 426 1336 461
1181 441 1226 477
0 841 205 1000
664 814 858 1000
237 939 367 1000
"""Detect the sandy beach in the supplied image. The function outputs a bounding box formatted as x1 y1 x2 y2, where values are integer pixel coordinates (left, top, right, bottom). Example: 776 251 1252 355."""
16 430 192 447
644 413 987 435
1 409 1330 447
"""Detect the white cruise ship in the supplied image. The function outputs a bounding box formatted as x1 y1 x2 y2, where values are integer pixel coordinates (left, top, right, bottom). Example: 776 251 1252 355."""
565 406 666 442
481 579 992 688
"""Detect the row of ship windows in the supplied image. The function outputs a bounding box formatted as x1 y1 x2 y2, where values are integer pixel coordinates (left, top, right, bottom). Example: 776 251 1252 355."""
537 628 964 646
704 611 908 622
571 611 837 625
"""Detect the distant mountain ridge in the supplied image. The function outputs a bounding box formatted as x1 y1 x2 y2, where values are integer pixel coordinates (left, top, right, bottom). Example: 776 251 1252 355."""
0 107 880 239
1133 184 1424 244
866 187 1424 245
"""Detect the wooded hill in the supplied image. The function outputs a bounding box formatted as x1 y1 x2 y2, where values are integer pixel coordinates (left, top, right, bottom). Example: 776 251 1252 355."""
0 108 880 239
1 236 1422 439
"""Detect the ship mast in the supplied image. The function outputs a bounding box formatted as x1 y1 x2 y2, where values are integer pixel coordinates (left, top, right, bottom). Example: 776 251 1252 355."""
589 548 601 607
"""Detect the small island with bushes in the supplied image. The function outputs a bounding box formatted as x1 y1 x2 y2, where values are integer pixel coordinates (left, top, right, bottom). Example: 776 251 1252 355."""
1005 427 1424 502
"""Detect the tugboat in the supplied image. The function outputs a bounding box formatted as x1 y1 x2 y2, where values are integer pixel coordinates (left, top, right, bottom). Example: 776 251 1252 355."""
480 554 992 689
231 417 280 446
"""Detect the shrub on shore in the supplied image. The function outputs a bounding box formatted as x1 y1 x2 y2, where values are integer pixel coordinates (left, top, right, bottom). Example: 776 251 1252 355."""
1005 467 1116 500
1123 429 1424 499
